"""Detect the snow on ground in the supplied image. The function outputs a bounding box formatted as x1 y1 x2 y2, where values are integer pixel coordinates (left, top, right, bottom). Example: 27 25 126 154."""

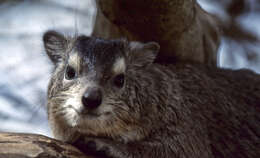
0 0 259 137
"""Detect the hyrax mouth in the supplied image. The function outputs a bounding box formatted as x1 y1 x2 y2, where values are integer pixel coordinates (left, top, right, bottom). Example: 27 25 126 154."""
78 108 109 118
66 103 107 119
80 110 112 117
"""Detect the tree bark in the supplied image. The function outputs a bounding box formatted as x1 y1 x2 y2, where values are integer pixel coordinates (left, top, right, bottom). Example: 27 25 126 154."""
0 132 93 158
92 0 220 66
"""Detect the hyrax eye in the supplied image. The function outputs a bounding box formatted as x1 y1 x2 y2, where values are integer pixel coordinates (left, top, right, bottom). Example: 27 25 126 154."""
65 66 77 80
113 74 125 88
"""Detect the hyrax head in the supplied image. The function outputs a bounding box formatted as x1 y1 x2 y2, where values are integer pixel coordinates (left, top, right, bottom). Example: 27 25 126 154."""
43 30 159 141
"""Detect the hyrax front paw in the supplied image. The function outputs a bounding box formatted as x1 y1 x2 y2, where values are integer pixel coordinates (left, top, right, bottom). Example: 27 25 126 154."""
73 137 125 158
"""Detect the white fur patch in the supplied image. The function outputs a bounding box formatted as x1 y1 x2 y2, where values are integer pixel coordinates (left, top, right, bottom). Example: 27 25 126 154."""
65 96 81 109
63 108 78 127
129 41 142 50
62 90 82 127
68 53 80 68
112 58 126 74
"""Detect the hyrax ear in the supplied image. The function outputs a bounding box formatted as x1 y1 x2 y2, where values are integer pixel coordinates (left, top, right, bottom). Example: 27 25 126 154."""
128 41 160 67
43 30 67 64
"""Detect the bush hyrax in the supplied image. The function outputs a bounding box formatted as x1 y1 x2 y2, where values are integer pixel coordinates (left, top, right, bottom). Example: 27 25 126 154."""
43 30 260 158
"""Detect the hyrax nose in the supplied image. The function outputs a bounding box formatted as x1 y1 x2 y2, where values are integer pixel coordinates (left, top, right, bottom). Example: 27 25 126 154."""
82 87 102 109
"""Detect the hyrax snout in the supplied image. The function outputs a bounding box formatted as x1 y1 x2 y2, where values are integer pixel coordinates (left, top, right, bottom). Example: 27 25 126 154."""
81 87 102 110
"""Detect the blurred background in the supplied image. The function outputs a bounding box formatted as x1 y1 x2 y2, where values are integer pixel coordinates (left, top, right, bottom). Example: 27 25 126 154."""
0 0 259 137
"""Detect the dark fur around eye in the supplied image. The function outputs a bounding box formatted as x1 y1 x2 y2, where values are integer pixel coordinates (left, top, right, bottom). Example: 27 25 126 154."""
113 74 125 88
65 66 77 80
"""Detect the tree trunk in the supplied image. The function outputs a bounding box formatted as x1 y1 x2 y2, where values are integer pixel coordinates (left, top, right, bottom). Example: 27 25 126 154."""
0 132 93 158
92 0 220 66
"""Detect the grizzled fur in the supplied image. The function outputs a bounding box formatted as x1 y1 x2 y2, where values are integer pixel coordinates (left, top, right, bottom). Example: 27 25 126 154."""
43 30 260 158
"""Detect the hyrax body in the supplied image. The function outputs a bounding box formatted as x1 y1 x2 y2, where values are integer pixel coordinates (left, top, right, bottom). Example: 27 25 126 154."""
43 31 260 158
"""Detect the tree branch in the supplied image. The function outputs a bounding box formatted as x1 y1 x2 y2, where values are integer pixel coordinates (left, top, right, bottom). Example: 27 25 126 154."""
0 132 93 158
